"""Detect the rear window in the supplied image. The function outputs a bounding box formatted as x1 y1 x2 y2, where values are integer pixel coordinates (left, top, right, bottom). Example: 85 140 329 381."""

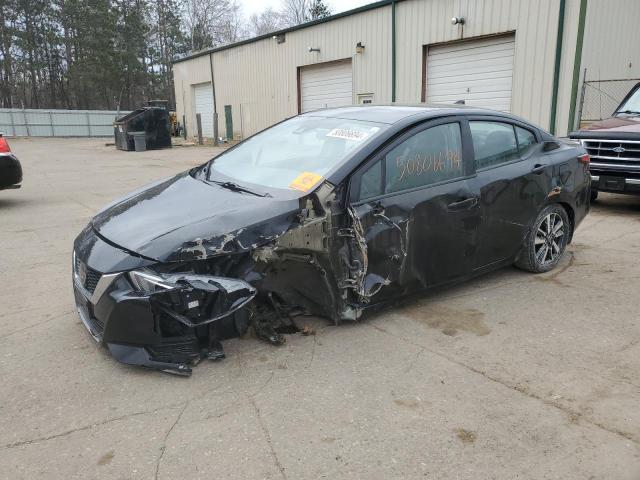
470 121 519 169
516 126 537 156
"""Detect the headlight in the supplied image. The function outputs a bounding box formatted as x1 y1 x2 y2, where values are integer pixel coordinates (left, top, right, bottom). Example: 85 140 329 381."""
128 269 174 294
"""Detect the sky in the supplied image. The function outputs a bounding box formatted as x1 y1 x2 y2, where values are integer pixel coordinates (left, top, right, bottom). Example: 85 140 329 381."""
237 0 376 17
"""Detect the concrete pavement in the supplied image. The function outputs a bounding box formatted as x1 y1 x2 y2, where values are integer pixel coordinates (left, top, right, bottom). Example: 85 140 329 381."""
1 138 639 479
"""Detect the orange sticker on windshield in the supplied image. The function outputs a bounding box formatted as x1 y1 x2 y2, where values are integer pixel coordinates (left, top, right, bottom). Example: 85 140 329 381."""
289 172 323 192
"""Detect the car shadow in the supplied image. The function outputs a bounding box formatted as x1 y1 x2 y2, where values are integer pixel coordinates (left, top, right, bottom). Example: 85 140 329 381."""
592 192 640 214
0 197 30 208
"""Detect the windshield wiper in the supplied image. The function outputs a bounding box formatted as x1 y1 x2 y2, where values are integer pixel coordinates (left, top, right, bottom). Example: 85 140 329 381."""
617 110 640 115
211 180 272 197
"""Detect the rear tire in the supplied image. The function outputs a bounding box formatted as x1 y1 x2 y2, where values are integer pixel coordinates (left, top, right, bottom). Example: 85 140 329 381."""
515 204 571 273
590 188 598 202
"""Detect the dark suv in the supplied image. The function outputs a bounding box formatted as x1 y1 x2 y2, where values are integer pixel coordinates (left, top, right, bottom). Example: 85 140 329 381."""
570 83 640 200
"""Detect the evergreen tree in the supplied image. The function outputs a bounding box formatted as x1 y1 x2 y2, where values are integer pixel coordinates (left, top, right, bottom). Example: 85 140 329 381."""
0 0 335 110
308 0 331 20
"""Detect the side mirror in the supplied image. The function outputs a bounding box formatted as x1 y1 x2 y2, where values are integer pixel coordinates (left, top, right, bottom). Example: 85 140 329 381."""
543 140 560 152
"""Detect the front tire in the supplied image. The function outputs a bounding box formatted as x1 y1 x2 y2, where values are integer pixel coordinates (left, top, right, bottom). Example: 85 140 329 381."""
515 204 570 273
590 188 598 202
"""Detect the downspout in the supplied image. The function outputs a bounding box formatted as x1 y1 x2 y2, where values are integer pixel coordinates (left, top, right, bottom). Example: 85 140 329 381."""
549 0 566 135
567 0 588 133
208 53 219 146
391 0 396 103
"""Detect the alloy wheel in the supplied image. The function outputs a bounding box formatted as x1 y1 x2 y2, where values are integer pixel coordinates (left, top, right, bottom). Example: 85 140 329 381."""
534 212 565 266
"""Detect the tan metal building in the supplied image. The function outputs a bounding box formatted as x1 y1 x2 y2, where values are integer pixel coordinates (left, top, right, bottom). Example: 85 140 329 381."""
173 0 640 140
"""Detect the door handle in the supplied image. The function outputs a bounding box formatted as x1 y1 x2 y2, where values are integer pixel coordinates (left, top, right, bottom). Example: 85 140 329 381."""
447 197 478 211
531 163 548 174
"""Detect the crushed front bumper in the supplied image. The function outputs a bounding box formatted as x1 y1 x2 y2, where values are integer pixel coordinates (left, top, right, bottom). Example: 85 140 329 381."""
72 232 256 376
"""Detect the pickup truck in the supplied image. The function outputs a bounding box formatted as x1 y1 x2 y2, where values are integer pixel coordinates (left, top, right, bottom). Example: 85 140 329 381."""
570 82 640 200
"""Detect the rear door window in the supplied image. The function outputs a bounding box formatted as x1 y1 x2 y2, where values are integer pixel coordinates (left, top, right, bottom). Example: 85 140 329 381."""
515 126 537 156
470 121 519 169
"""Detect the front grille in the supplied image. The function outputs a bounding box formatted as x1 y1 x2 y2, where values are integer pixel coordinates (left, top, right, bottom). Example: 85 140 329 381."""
74 286 105 339
74 254 102 295
583 139 640 167
85 268 102 294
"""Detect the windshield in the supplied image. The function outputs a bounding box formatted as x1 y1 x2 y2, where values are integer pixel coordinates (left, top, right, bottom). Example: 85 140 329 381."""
208 115 387 191
617 86 640 114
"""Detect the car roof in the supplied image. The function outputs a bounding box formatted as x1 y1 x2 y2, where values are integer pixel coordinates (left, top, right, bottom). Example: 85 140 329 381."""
300 104 515 125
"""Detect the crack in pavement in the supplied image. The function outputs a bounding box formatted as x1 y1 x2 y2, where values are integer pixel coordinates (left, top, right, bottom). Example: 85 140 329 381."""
308 333 318 369
0 401 186 450
403 348 423 374
250 396 287 480
155 401 189 480
366 321 640 446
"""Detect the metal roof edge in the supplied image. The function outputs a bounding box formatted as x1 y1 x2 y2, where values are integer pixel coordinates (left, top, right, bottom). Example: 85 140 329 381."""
172 0 397 64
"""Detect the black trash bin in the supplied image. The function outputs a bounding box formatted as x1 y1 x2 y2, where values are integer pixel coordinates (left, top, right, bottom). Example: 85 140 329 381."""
131 131 147 152
113 107 171 151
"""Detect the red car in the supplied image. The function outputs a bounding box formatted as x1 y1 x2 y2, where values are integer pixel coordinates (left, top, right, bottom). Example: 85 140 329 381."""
0 134 22 191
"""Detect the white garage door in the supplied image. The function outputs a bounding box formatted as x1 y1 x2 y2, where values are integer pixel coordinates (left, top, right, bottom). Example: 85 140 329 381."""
300 60 353 113
194 83 214 137
426 35 515 112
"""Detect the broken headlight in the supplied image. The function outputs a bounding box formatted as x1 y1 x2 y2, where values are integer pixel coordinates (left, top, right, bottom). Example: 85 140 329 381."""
128 269 257 327
128 269 174 294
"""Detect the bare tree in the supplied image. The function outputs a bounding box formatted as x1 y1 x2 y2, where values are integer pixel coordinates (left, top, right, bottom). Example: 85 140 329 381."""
248 7 286 36
281 0 309 26
214 1 248 44
181 0 241 51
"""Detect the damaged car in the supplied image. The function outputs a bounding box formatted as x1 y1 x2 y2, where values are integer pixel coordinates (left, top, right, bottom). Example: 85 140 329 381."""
73 106 591 375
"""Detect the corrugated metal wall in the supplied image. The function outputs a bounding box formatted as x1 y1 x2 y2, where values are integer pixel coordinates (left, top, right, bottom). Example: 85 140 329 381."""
581 0 640 83
0 109 131 137
575 0 640 123
210 6 392 138
172 55 214 139
173 0 636 140
395 0 560 129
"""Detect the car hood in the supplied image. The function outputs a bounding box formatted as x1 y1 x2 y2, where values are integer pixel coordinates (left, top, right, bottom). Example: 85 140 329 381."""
571 116 640 138
91 172 302 263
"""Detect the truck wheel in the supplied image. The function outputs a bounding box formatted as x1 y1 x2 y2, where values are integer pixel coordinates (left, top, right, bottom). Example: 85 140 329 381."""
515 204 570 273
590 188 598 202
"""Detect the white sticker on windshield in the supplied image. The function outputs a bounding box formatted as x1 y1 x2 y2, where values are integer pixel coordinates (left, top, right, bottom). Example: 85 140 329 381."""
326 128 370 142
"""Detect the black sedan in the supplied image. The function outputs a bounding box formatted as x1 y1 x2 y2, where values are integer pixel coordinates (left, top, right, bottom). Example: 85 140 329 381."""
0 134 22 190
73 106 591 375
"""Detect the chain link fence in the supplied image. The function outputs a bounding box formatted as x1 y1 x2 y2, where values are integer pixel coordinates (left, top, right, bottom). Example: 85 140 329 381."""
578 79 640 125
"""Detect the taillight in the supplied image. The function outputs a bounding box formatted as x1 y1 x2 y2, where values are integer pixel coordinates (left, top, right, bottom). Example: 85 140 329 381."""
0 135 10 153
578 153 590 165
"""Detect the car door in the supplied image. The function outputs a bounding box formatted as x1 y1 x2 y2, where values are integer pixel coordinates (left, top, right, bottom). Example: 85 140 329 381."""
346 118 480 304
465 118 554 270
